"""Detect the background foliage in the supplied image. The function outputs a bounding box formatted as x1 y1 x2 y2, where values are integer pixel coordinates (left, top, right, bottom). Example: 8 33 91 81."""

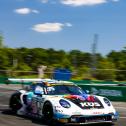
0 46 126 81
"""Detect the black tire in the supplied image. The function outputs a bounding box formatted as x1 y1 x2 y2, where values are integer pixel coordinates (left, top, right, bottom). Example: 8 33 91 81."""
43 102 54 124
9 92 22 113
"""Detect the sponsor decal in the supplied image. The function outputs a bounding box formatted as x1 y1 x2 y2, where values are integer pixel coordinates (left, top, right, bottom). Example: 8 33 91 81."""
64 94 103 109
54 105 63 113
80 102 101 107
91 87 123 97
92 111 103 114
64 95 86 101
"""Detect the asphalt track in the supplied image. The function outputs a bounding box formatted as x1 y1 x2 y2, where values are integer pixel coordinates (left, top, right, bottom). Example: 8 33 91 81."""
0 85 126 126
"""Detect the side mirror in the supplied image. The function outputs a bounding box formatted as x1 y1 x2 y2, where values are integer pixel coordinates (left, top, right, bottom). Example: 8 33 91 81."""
85 90 90 94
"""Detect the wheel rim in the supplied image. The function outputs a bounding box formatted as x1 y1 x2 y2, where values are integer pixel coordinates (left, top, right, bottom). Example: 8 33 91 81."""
44 105 53 120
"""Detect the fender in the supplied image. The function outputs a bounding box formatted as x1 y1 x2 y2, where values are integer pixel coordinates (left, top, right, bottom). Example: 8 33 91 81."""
19 90 27 105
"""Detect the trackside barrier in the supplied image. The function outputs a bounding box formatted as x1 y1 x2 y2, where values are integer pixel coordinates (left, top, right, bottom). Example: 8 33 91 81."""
1 78 126 102
0 77 8 84
79 84 126 102
71 80 126 102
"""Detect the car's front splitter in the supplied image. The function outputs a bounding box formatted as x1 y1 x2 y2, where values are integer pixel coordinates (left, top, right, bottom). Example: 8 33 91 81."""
54 113 118 125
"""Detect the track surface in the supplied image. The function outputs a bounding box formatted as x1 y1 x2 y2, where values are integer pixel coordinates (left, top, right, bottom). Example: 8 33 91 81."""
0 85 126 126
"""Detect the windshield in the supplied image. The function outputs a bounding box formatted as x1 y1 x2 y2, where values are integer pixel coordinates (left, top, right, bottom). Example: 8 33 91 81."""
46 85 86 95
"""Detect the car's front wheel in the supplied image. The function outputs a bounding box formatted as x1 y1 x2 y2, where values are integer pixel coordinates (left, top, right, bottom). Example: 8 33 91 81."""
42 102 64 126
43 102 53 120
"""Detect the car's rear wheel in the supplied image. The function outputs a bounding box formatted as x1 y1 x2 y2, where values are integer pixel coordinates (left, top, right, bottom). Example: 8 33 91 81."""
9 92 22 113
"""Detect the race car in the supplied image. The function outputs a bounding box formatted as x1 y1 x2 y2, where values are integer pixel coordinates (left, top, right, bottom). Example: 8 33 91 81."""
9 79 119 125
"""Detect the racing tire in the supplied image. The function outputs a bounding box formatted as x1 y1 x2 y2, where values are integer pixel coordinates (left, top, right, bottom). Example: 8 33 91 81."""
9 92 22 113
43 102 54 125
43 102 64 126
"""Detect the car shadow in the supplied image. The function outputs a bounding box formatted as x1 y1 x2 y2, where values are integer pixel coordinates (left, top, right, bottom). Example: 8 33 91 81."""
1 108 48 126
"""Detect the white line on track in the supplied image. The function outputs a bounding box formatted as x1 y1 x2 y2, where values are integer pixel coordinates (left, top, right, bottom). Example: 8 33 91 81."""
115 107 126 110
120 117 126 119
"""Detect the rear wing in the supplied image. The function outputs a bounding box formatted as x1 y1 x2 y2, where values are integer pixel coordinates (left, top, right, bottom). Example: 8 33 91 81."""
7 78 73 85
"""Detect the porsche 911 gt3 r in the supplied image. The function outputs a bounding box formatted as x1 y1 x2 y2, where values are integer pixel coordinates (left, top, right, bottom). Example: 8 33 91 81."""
9 79 119 125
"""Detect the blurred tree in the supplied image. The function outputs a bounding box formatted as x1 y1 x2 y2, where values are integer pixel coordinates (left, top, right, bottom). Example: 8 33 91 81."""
2 45 126 80
0 34 4 48
0 49 10 69
95 58 116 80
107 50 126 80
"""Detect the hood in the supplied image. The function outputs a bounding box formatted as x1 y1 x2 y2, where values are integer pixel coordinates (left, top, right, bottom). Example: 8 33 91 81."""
63 94 104 109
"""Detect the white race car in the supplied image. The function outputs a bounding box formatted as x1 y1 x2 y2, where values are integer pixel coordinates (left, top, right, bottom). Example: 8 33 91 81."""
9 79 119 125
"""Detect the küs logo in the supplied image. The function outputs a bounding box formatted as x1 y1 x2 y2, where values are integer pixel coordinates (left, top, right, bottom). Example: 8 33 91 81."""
80 102 100 107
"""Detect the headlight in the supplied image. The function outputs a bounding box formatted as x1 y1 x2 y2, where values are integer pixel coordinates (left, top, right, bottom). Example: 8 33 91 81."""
103 98 111 106
59 99 71 108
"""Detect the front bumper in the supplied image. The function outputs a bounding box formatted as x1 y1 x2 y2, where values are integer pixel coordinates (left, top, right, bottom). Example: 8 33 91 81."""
57 113 118 125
